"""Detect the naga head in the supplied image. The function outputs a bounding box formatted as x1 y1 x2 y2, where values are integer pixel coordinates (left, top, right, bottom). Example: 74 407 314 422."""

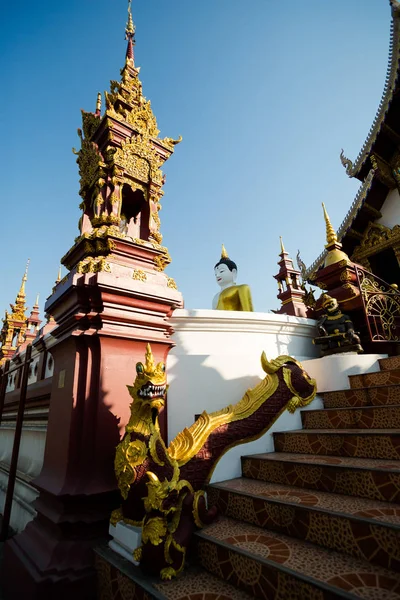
127 344 167 414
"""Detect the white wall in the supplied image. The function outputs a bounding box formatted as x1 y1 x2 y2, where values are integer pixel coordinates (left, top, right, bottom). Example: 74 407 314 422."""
377 188 400 229
0 420 47 532
167 309 318 442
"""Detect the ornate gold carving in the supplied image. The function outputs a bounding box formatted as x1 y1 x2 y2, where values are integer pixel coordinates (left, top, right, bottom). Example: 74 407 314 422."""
358 269 400 341
370 154 396 189
133 269 147 282
352 222 400 263
340 270 353 282
167 277 177 290
114 135 164 184
115 436 148 499
76 256 112 274
154 252 171 272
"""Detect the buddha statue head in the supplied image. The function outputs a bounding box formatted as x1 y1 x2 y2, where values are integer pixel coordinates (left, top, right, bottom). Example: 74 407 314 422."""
214 245 237 290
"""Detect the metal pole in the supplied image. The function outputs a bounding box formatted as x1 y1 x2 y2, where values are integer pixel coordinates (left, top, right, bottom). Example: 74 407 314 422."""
0 345 32 541
0 359 10 427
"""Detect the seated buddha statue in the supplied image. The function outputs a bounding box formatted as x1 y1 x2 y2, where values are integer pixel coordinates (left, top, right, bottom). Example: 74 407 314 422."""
212 246 253 311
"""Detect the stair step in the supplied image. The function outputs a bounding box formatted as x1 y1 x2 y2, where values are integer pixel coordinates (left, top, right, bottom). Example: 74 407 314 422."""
241 452 400 502
349 369 400 389
207 479 400 570
380 356 400 371
96 545 254 600
301 405 400 430
323 385 400 409
273 429 400 460
196 516 400 600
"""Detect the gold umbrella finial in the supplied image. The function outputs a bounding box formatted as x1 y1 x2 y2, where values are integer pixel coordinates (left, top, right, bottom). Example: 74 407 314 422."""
221 244 229 259
126 0 135 35
18 259 30 297
322 203 338 246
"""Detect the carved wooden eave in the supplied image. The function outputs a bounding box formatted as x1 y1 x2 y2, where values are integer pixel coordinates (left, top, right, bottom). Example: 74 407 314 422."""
340 1 400 181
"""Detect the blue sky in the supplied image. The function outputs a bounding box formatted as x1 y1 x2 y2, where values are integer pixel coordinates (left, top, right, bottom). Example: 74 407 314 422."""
0 0 391 317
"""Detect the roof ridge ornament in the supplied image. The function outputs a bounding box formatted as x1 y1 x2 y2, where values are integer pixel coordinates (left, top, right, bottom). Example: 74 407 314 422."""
340 149 355 177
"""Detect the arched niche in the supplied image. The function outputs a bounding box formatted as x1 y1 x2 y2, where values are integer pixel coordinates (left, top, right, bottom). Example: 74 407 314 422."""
120 184 150 240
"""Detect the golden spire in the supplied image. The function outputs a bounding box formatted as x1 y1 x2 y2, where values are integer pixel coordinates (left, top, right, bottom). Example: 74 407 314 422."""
221 244 229 259
126 0 135 35
56 266 62 284
145 343 155 372
322 203 338 246
279 236 286 254
96 92 102 113
18 259 30 298
321 203 350 268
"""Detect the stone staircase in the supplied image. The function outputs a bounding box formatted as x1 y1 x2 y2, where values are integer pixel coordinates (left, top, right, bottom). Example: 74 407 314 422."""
96 356 400 600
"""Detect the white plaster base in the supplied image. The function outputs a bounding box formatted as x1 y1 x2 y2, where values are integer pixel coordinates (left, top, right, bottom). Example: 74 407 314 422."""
167 309 318 442
302 353 387 392
108 521 141 565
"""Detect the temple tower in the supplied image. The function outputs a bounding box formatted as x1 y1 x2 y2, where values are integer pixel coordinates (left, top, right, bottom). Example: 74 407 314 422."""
273 238 309 317
2 4 183 599
24 295 42 344
0 261 30 365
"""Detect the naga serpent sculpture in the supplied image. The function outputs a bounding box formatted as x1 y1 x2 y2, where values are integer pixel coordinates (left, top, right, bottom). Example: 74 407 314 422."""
111 344 316 580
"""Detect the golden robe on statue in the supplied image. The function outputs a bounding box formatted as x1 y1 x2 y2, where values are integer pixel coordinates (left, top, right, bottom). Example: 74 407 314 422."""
215 284 253 312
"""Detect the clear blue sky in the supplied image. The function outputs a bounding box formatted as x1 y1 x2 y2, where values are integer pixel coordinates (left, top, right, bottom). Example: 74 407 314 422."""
0 0 390 317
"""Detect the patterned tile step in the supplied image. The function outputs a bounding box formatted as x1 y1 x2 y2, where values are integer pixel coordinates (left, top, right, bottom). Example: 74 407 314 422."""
96 545 254 600
196 516 400 600
207 479 400 569
155 568 254 600
380 357 400 372
301 405 400 430
273 429 400 460
323 386 400 409
349 370 400 390
241 453 400 502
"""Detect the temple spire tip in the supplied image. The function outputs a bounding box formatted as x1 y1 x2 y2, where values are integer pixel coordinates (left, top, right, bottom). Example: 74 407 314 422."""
279 236 286 255
125 0 135 62
322 203 338 246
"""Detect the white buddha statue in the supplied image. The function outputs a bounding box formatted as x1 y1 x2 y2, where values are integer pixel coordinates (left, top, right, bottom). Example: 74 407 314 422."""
212 245 253 311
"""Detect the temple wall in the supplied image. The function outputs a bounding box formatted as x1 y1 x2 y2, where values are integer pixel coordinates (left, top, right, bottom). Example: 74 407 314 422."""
0 330 55 532
166 309 319 442
377 187 400 229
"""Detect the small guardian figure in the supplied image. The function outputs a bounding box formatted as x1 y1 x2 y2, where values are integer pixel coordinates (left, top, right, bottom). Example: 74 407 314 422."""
212 245 253 311
314 295 363 356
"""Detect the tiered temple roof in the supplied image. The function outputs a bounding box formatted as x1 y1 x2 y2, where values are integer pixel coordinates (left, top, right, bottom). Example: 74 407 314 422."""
305 0 400 279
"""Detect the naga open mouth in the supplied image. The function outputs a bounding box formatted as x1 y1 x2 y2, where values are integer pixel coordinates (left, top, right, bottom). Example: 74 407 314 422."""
138 381 167 400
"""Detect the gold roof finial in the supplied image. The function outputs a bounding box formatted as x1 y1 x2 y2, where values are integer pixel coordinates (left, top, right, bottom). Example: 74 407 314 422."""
145 343 155 372
56 266 62 284
18 259 30 297
126 0 135 35
322 203 338 246
221 244 229 259
279 236 286 254
96 92 102 113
